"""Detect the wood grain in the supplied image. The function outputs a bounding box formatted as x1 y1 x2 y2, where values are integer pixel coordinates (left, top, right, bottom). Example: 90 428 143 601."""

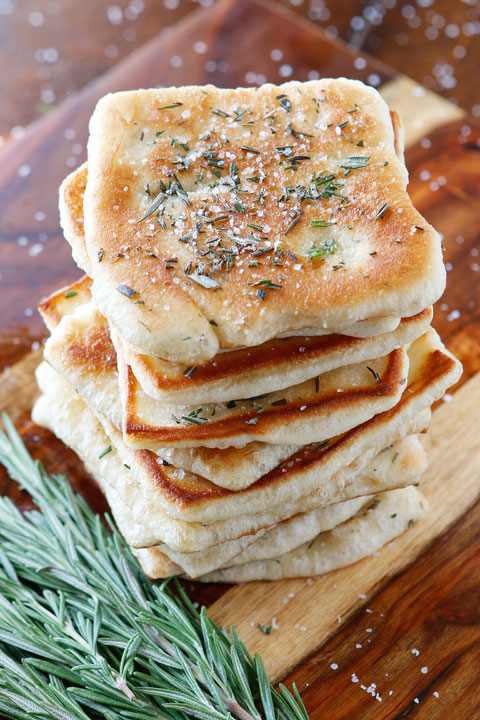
283 497 480 719
2 0 477 137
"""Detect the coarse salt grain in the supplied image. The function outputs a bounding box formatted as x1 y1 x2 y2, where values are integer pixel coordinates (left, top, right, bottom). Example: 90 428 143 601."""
447 309 460 321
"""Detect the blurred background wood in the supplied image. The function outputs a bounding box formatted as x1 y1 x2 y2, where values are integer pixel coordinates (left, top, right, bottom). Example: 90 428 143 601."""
0 0 478 143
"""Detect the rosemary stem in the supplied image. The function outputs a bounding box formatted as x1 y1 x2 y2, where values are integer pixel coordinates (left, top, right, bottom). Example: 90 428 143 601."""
224 698 259 720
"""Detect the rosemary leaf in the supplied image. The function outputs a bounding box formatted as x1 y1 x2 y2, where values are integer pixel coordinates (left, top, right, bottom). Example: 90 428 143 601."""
137 191 167 223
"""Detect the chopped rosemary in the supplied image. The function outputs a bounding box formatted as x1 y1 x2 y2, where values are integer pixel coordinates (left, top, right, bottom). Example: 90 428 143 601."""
116 284 138 298
285 214 302 235
338 156 370 174
276 95 292 112
374 203 389 221
181 415 208 424
258 624 272 635
157 102 183 109
65 290 78 299
308 535 319 549
241 146 260 154
310 219 334 228
187 273 221 289
137 190 166 223
288 123 313 138
98 248 105 262
182 366 197 379
366 366 381 383
181 408 209 424
307 238 337 259
98 445 112 459
408 519 415 528
251 279 282 290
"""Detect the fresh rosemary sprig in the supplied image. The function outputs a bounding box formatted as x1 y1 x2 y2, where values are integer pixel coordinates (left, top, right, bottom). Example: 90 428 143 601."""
0 414 309 720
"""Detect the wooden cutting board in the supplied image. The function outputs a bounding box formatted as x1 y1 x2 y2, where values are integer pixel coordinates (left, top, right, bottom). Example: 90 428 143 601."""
0 0 479 715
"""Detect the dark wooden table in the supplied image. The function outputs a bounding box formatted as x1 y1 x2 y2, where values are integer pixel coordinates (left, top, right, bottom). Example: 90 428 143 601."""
0 1 479 718
1 0 478 142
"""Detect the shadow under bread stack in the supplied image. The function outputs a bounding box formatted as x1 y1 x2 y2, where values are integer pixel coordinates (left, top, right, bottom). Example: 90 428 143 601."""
32 80 461 581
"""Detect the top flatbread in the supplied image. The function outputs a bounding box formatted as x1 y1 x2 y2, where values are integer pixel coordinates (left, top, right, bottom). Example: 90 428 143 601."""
84 80 445 363
60 165 402 342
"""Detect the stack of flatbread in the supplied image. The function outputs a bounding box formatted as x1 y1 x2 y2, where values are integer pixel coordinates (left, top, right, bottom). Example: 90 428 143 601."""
33 79 461 582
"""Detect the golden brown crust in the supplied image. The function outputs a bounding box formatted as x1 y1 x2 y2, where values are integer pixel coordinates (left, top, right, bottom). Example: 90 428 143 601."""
83 80 445 362
38 275 92 331
122 348 408 446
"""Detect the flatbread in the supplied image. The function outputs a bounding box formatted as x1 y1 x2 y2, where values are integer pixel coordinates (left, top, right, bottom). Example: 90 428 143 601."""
114 326 409 449
83 80 444 363
160 495 367 577
198 487 427 583
33 363 428 551
33 371 426 577
60 165 402 341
